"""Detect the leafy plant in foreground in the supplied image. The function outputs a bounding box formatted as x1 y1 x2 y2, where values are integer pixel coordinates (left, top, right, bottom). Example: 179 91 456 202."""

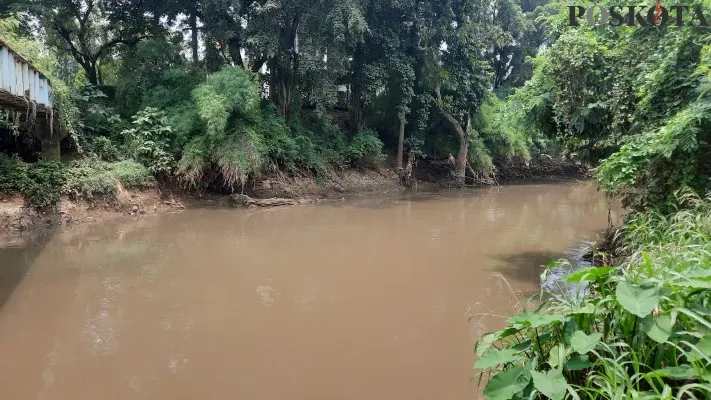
474 193 711 399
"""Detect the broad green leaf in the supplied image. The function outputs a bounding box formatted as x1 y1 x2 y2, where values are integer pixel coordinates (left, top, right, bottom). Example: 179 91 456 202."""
512 340 531 352
570 330 602 354
644 365 698 380
476 333 498 357
615 282 660 318
686 267 711 279
565 354 593 371
475 348 525 369
483 367 531 400
531 369 568 400
497 327 522 339
676 279 711 289
686 335 711 362
641 315 673 343
565 266 614 283
548 344 565 368
506 312 565 328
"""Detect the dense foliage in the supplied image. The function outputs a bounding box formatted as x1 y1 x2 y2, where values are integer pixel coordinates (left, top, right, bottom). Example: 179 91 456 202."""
503 0 711 209
1 0 539 199
471 1 711 397
475 191 711 399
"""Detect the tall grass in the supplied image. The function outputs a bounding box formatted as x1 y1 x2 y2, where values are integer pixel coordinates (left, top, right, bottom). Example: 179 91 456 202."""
474 191 711 399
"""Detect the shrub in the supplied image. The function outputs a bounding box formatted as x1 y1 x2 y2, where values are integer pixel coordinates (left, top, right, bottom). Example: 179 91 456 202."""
0 153 29 194
85 135 124 162
0 154 65 208
123 107 175 175
63 160 155 200
109 160 154 188
176 67 267 190
63 161 117 200
347 129 385 168
23 161 66 209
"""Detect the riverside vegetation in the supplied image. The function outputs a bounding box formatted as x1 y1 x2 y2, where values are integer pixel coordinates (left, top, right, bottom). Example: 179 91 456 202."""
1 0 711 398
471 0 711 398
0 0 552 211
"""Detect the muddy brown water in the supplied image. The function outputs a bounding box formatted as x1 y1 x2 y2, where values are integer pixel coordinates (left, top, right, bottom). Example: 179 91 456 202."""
0 182 620 400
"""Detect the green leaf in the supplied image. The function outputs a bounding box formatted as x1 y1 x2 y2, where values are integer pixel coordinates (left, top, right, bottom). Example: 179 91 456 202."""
531 369 568 400
483 367 532 400
565 266 614 283
687 335 711 362
642 315 673 343
676 280 711 289
686 267 711 279
476 333 499 357
512 340 532 352
644 366 698 380
570 330 602 354
506 312 565 328
497 327 522 339
475 348 525 369
565 354 593 371
548 344 569 368
615 282 660 318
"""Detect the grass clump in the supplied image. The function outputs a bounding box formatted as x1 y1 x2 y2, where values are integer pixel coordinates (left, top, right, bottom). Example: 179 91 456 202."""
474 191 711 399
63 160 154 200
108 160 155 188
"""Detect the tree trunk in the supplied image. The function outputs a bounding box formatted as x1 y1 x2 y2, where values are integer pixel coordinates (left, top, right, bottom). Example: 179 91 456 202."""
396 117 405 169
97 60 104 86
276 76 292 117
438 108 468 185
228 37 244 67
84 62 99 85
190 12 199 63
350 44 366 132
455 130 468 184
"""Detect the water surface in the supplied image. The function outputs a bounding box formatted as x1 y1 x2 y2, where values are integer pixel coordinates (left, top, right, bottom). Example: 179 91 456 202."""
0 182 619 399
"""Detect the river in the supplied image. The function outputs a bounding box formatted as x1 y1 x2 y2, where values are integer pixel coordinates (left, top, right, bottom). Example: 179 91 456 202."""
0 181 620 399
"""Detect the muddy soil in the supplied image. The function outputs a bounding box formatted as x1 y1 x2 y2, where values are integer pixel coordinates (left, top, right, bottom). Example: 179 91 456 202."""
0 168 403 243
0 159 589 243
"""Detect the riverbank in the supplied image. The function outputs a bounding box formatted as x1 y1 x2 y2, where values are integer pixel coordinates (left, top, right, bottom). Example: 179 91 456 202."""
0 157 589 242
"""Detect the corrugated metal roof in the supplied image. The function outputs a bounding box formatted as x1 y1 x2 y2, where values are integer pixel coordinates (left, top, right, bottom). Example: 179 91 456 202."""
0 37 53 110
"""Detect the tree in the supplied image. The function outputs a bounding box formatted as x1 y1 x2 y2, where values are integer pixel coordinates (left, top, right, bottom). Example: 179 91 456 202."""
417 0 492 183
486 0 534 89
20 0 155 85
357 0 416 168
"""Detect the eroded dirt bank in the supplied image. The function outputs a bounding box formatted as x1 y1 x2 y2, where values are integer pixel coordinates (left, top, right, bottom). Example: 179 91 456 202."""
0 159 588 243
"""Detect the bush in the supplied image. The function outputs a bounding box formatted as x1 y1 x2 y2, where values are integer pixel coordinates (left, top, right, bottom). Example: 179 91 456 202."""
85 135 124 162
123 107 175 175
63 160 155 200
24 162 66 209
0 154 66 208
109 160 154 188
0 153 29 194
347 129 385 168
473 191 711 399
63 161 118 200
175 67 267 190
